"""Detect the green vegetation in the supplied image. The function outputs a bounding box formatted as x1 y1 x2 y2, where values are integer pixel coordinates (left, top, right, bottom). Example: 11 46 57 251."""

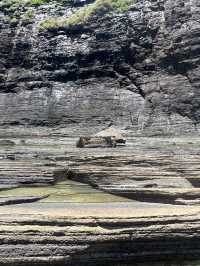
0 0 48 24
0 0 72 10
0 0 133 29
6 15 19 24
30 0 49 5
0 0 49 10
39 0 133 31
22 8 35 22
0 180 132 203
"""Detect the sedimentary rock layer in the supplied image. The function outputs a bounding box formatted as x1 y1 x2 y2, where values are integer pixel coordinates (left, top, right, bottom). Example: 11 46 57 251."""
0 205 200 265
0 0 200 134
0 133 199 205
67 136 200 205
0 133 199 264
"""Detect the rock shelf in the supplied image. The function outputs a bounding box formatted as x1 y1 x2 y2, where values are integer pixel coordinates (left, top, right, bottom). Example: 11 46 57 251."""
0 133 199 265
0 204 200 265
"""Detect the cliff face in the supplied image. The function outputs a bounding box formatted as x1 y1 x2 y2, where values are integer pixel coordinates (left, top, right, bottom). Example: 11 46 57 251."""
1 2 200 265
0 0 200 134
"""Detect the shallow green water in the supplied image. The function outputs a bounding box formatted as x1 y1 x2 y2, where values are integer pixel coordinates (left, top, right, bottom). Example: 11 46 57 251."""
0 180 132 203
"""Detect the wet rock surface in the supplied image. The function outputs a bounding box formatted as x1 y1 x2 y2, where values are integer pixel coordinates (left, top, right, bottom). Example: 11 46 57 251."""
0 194 48 206
68 152 200 204
0 128 199 264
68 135 200 205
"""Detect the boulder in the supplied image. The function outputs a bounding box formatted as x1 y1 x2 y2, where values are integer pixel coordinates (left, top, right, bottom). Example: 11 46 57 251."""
76 127 126 148
76 136 117 148
93 127 126 144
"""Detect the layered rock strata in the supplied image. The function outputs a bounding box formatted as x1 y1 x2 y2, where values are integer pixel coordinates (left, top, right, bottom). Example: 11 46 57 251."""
68 136 200 205
0 133 199 264
0 0 200 263
0 0 199 134
0 204 200 265
0 134 200 205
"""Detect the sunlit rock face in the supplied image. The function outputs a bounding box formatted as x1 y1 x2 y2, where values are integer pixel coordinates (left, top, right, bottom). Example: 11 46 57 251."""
0 0 200 134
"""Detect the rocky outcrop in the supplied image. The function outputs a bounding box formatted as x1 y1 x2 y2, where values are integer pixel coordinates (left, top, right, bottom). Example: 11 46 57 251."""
0 132 199 206
0 139 16 145
0 0 200 264
0 0 199 134
68 136 200 205
0 159 62 189
0 133 69 189
0 132 199 264
0 203 200 265
0 195 48 206
76 127 126 147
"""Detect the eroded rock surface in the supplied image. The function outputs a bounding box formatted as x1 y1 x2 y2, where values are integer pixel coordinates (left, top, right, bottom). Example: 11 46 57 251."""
0 195 48 206
0 132 200 205
0 132 199 265
68 136 200 205
0 204 200 266
0 0 199 134
0 0 200 264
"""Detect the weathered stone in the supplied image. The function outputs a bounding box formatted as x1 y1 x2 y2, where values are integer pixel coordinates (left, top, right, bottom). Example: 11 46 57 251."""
76 136 117 148
0 140 15 146
68 136 200 205
0 204 199 265
0 0 199 264
0 0 199 134
0 132 199 264
0 195 49 206
94 127 126 144
76 127 126 148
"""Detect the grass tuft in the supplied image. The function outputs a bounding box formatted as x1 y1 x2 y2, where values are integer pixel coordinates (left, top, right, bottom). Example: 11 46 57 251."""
39 0 134 31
